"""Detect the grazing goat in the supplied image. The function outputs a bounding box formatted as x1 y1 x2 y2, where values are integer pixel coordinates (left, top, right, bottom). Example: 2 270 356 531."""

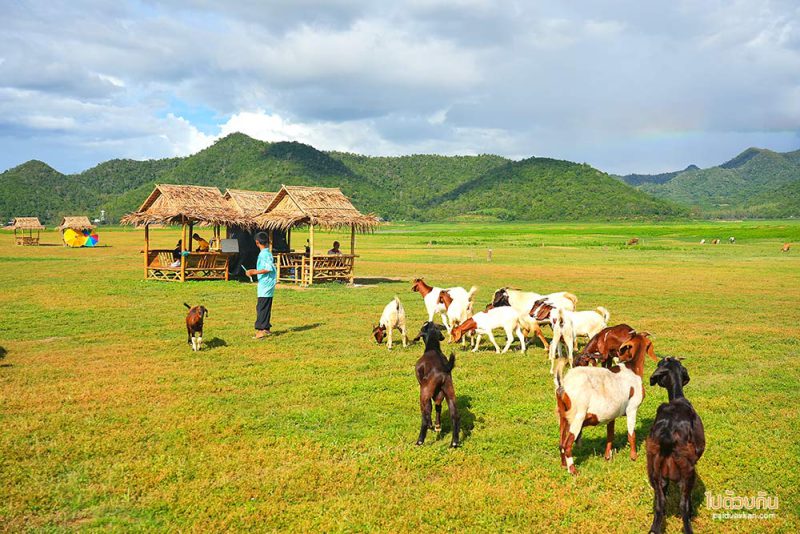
647 358 705 534
450 306 527 353
627 237 640 245
574 324 655 368
411 278 470 332
711 238 720 245
555 333 653 475
414 321 460 447
438 286 478 334
699 239 705 245
729 236 735 244
373 296 408 350
184 303 208 351
782 243 791 253
487 288 578 349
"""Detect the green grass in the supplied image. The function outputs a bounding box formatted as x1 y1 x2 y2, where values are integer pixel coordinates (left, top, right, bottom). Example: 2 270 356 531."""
1 221 799 532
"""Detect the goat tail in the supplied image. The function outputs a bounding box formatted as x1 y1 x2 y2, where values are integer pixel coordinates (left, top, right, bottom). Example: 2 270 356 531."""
467 286 478 301
596 306 610 323
652 419 675 455
447 352 456 372
183 302 192 310
563 292 578 307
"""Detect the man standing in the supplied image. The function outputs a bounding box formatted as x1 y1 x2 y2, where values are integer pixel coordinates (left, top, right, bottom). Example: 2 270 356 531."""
246 232 276 339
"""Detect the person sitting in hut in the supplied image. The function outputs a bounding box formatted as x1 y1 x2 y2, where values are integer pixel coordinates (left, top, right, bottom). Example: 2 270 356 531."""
193 233 210 252
327 241 343 255
170 239 183 267
304 239 311 257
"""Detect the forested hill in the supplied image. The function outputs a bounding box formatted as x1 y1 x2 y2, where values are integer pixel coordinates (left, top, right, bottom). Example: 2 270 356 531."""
617 147 800 217
1 132 685 223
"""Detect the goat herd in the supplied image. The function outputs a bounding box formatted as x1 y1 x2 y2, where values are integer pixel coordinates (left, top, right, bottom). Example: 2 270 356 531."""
372 278 706 534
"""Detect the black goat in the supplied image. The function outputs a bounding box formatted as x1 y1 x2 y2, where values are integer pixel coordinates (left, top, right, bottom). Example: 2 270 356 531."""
414 322 460 448
646 358 705 534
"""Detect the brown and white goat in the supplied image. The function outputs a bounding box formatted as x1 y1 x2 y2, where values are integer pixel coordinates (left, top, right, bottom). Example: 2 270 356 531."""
647 358 705 534
782 243 791 253
184 303 208 351
411 278 471 333
414 322 460 447
573 324 655 368
373 296 408 350
555 333 653 475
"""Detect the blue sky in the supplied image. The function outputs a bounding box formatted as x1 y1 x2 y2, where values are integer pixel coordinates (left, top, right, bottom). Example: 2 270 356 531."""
1 0 799 175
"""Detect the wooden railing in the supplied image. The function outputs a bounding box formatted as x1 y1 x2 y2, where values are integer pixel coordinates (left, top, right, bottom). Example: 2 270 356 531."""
274 252 357 285
145 249 231 282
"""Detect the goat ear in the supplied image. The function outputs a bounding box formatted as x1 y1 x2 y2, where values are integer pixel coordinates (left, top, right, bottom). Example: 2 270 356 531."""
649 367 668 386
204 308 209 317
618 342 632 356
681 366 690 386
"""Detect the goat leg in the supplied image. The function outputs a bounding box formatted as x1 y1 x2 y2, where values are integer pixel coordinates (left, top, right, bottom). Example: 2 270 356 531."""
444 384 459 447
680 472 696 534
604 420 615 460
416 396 432 445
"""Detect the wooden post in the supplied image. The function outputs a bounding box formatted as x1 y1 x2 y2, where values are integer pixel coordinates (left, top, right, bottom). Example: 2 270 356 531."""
144 224 150 279
268 229 273 252
350 224 355 254
180 219 187 282
308 223 314 286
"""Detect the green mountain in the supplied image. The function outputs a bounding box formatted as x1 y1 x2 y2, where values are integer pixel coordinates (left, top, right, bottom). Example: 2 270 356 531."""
1 132 684 223
618 147 800 217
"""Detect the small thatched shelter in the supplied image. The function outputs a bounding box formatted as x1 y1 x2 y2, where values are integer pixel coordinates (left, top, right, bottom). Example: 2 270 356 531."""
253 185 380 285
122 184 248 282
58 216 95 231
7 217 45 245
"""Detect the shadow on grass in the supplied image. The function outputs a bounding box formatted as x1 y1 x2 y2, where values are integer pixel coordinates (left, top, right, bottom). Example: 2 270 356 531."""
572 415 655 465
435 394 476 444
0 346 6 359
271 323 323 337
352 277 404 286
204 337 228 349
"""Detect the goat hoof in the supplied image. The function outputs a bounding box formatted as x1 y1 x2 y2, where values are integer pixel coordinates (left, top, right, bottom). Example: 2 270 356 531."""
568 465 578 476
450 441 459 448
434 425 441 432
415 440 424 446
630 453 638 461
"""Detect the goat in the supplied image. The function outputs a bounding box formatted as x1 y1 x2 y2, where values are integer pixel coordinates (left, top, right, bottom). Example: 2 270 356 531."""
699 239 705 245
573 324 655 368
411 278 470 332
729 236 735 244
487 288 578 349
547 307 575 377
438 286 478 333
647 358 705 534
711 238 720 245
532 303 610 350
627 237 640 245
782 243 791 253
555 333 653 475
450 306 526 353
184 303 208 351
414 321 460 447
373 296 408 350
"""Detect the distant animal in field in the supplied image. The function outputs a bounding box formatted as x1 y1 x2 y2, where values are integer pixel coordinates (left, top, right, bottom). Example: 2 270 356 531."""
699 239 705 244
782 243 791 253
373 296 408 350
411 278 471 333
711 239 720 245
555 333 653 475
647 358 705 534
414 321 460 447
729 236 735 244
627 237 639 245
184 303 208 351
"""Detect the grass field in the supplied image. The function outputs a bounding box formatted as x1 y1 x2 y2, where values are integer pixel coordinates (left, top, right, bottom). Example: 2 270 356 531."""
1 221 799 532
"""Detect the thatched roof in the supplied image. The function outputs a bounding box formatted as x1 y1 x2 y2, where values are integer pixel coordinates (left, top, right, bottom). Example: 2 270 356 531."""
253 185 380 231
6 217 45 230
121 184 248 226
224 189 277 218
58 216 95 231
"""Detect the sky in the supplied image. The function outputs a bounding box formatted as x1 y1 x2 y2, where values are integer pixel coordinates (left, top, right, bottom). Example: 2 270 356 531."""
1 0 799 175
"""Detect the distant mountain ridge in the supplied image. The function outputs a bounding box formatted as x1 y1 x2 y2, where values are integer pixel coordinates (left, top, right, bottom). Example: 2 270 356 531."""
617 147 800 217
0 132 738 224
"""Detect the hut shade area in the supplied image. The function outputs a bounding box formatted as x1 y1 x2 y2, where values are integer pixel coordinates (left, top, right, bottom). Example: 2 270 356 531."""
122 184 247 282
254 185 380 286
224 189 289 276
7 217 45 246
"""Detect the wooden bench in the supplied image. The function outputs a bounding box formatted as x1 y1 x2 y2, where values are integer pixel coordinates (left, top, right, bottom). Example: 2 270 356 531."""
145 250 231 281
15 235 40 246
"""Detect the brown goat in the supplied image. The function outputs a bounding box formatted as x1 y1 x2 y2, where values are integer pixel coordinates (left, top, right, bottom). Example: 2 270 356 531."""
573 324 653 368
627 237 639 245
414 322 459 447
184 303 208 351
782 243 791 253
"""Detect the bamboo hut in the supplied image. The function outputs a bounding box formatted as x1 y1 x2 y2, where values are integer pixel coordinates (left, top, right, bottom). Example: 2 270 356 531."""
252 185 379 285
6 217 45 246
121 184 248 282
58 216 96 247
223 189 289 275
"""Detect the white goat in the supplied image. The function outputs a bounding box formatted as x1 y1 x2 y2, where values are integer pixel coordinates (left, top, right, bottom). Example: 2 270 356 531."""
372 296 408 350
548 307 576 377
439 286 478 330
412 278 470 332
489 288 578 348
450 306 526 353
555 334 652 475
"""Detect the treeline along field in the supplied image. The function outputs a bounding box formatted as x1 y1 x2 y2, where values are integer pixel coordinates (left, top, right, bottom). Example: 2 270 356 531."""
0 221 798 531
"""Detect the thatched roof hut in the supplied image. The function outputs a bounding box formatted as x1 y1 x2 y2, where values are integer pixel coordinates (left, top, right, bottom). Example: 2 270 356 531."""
224 189 277 218
253 185 379 232
58 216 95 231
6 217 45 230
121 184 247 227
